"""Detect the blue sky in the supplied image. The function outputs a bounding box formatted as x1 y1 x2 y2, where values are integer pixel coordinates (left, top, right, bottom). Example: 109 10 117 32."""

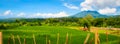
0 0 120 18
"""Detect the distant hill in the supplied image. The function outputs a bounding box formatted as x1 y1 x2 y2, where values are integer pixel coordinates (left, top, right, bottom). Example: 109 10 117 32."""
0 18 45 23
71 11 108 18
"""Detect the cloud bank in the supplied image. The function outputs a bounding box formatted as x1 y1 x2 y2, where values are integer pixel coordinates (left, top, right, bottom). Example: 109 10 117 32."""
28 11 68 18
98 7 117 14
80 0 120 14
2 10 68 18
63 0 120 15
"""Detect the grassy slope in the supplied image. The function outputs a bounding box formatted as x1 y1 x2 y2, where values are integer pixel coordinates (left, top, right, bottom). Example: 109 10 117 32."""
1 26 119 44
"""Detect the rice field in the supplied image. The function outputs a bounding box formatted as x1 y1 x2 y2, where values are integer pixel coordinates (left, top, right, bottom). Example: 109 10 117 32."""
0 26 120 44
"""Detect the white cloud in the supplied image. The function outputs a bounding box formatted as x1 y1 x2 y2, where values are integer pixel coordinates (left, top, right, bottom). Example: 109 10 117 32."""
80 0 93 11
4 10 12 15
64 3 79 10
28 11 69 18
98 7 117 14
80 0 120 14
17 12 25 17
116 0 120 6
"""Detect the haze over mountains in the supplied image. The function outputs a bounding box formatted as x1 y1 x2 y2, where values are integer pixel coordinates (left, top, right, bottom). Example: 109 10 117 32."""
0 11 119 19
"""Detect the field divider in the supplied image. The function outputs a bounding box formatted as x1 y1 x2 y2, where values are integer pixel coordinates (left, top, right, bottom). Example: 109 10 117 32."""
0 32 2 44
48 40 51 44
95 29 98 44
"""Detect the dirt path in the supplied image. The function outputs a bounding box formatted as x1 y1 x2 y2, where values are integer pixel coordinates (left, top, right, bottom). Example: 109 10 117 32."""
78 27 120 35
90 27 120 35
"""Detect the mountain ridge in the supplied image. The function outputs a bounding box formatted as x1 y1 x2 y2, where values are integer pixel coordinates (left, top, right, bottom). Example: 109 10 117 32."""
71 11 109 18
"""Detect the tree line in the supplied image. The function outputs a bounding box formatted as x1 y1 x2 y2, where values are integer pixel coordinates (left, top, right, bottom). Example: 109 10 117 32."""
0 14 120 29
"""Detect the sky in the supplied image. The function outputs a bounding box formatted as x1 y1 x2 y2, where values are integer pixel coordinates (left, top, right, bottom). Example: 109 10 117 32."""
0 0 120 18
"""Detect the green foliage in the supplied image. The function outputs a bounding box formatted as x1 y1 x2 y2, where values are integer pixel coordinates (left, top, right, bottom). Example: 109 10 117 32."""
0 23 8 29
84 14 94 22
0 23 19 29
82 14 94 31
15 19 20 23
83 19 91 31
0 15 120 28
92 18 106 27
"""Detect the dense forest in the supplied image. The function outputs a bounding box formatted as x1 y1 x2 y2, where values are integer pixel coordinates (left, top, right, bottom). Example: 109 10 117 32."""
0 14 120 29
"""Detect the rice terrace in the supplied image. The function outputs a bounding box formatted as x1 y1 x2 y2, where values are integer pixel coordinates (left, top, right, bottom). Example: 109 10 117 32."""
0 0 120 44
0 26 120 44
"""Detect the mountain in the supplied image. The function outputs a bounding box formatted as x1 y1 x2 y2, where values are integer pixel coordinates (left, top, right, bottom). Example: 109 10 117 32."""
71 11 108 18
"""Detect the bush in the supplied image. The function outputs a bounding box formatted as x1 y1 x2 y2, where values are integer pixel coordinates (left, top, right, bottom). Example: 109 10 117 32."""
0 24 9 29
0 23 20 29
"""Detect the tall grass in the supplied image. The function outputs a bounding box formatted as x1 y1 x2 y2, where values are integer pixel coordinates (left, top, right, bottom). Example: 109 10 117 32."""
117 29 120 44
8 36 11 44
24 38 26 44
65 33 68 44
2 32 120 44
95 29 100 44
69 34 72 44
33 34 36 44
106 29 108 44
11 34 15 44
57 33 59 44
48 40 51 44
46 35 48 44
17 35 21 44
89 38 94 44
84 33 90 44
98 35 100 44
